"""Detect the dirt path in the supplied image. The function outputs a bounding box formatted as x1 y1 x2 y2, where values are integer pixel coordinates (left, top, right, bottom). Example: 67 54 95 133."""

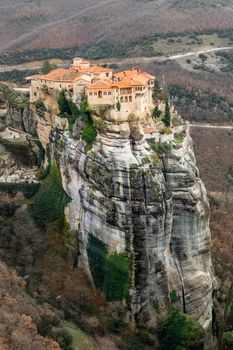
190 123 233 130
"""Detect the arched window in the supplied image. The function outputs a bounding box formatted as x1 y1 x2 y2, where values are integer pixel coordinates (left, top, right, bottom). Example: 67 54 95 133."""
125 96 128 102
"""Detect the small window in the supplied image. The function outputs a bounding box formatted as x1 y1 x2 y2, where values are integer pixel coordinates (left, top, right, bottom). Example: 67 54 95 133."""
104 91 107 95
60 84 62 88
125 96 128 102
120 97 124 103
94 92 97 96
108 91 111 95
106 73 109 77
129 96 132 102
89 92 92 96
34 92 37 96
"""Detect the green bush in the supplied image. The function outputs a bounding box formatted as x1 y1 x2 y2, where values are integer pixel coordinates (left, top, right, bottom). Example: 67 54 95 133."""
30 163 71 225
57 92 97 142
0 137 30 157
52 329 73 350
0 202 18 217
169 290 181 304
149 141 173 156
81 124 97 145
0 182 41 198
87 235 130 301
158 310 205 350
103 253 130 301
87 235 107 289
58 90 80 134
221 331 233 349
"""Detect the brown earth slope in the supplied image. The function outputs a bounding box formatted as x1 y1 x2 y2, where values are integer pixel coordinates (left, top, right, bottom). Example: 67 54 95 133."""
0 0 233 52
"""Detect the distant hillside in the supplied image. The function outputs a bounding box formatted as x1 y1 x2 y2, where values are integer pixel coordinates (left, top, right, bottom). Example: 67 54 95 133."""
0 0 233 53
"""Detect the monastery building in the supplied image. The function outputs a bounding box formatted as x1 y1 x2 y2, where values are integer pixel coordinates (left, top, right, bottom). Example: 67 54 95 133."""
30 57 155 114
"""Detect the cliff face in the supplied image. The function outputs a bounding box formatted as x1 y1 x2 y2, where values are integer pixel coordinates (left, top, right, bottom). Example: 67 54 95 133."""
0 91 36 133
35 104 214 328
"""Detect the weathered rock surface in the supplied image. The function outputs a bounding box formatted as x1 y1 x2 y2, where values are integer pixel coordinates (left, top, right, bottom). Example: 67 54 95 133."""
0 92 36 133
42 104 215 329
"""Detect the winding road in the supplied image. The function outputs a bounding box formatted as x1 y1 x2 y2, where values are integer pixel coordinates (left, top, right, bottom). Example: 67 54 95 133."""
190 123 233 130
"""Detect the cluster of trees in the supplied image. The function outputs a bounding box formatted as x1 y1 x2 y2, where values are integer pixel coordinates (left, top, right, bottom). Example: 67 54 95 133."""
169 84 233 123
0 68 39 84
40 60 58 74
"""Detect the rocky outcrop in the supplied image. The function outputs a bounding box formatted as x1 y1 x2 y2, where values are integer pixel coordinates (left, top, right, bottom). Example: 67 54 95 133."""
42 105 215 329
0 91 36 133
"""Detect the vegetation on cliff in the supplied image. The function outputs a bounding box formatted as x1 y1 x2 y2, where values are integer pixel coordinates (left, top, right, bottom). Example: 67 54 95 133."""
30 163 70 226
87 234 130 301
58 91 97 145
219 284 233 349
0 182 40 199
158 309 205 350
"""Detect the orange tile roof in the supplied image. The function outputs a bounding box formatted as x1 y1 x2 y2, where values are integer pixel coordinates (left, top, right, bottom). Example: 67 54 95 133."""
114 69 155 83
33 63 154 89
78 65 112 73
144 127 157 134
86 79 113 90
112 77 144 88
40 68 67 79
39 68 80 82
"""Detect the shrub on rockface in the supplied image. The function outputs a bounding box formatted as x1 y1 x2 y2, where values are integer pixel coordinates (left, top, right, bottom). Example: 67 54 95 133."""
57 91 97 144
30 163 70 226
158 310 205 350
57 90 80 133
87 235 130 301
87 235 107 289
81 124 97 145
103 253 130 301
0 182 40 199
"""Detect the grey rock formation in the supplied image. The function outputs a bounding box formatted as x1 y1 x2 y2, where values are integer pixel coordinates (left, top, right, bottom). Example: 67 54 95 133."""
45 106 214 329
0 91 36 132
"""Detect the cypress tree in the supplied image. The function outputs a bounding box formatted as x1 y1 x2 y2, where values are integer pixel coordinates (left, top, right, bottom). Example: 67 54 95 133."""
163 98 171 127
152 105 162 119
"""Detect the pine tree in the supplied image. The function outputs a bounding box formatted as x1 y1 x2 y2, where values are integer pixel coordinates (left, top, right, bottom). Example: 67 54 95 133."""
163 98 171 127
